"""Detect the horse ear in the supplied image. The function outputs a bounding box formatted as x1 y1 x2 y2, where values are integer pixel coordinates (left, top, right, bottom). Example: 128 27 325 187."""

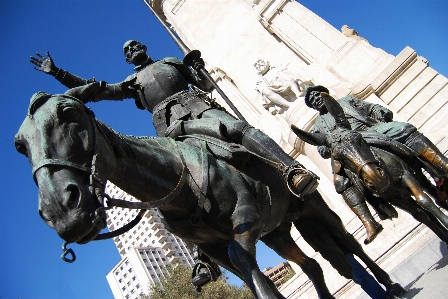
64 82 101 103
322 93 351 129
291 125 328 146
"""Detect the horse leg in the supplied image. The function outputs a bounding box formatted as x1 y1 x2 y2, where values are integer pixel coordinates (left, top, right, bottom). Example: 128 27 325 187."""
261 222 334 299
199 243 286 299
388 195 448 244
229 200 282 299
198 243 244 279
302 192 406 298
416 173 448 210
402 171 448 229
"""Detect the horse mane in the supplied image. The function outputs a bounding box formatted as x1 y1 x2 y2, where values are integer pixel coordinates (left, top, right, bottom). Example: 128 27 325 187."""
28 92 85 116
28 91 160 163
94 119 140 160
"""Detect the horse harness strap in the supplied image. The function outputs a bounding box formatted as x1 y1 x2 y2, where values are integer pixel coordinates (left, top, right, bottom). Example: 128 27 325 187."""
103 138 188 209
105 165 187 210
92 132 226 242
102 138 231 241
94 210 147 240
167 139 231 240
92 165 187 241
93 139 189 241
32 159 91 182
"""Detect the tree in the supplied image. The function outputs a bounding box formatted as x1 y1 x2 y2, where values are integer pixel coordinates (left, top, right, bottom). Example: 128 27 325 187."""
141 264 255 299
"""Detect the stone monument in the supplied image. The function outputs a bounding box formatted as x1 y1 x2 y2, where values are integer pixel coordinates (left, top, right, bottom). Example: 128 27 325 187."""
143 0 448 297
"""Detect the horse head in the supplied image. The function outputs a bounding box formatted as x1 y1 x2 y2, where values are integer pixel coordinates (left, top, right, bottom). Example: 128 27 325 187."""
15 87 106 246
292 94 390 194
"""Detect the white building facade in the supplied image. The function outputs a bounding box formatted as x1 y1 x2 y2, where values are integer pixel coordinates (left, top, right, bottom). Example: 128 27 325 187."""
105 183 195 299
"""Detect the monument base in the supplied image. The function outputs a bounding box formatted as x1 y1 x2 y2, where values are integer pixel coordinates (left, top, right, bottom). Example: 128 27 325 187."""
280 225 447 299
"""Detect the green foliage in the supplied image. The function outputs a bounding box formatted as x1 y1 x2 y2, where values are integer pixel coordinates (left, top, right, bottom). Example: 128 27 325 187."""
281 268 296 284
141 264 255 299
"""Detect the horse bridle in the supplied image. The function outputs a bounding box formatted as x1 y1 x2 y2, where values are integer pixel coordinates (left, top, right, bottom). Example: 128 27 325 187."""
30 98 188 263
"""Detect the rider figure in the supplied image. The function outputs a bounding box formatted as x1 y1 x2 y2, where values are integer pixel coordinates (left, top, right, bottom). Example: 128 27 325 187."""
30 41 318 198
305 85 448 244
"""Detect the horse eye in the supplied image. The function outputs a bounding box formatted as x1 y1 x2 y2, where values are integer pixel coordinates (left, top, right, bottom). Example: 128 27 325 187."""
59 105 79 120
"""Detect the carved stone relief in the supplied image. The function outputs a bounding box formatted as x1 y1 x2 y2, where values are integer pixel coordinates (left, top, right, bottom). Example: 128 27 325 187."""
254 58 311 115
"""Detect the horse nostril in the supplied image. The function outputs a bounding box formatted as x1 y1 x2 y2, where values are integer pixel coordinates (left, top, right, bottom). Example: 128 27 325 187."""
65 184 81 210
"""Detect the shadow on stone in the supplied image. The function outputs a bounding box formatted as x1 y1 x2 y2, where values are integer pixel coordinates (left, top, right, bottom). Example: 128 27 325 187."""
434 244 448 271
402 287 423 299
404 272 424 291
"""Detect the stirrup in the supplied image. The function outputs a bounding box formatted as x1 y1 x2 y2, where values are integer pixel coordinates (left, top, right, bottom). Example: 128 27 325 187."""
191 261 220 291
284 164 319 198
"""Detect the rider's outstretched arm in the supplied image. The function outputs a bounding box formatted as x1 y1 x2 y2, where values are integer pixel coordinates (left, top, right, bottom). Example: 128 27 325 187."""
65 75 139 105
30 52 96 88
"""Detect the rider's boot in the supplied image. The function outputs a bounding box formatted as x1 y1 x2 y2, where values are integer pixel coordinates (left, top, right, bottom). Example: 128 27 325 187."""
283 164 320 198
405 132 448 176
343 186 383 244
241 127 319 197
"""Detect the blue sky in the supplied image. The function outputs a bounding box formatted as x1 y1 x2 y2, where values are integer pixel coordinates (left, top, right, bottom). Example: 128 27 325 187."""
1 1 447 298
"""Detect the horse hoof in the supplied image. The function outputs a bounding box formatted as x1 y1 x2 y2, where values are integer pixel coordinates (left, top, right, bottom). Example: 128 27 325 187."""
386 282 406 298
364 224 383 245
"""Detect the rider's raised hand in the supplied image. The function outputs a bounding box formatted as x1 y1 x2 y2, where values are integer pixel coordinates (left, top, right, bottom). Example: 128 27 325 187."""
30 52 57 75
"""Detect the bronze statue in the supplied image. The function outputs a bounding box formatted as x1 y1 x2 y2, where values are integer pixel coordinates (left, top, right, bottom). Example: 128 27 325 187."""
30 43 318 289
30 42 318 199
301 85 448 243
15 89 405 299
292 92 448 248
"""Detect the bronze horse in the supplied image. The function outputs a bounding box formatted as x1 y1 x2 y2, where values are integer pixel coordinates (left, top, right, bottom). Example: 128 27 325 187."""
15 90 405 299
292 95 448 245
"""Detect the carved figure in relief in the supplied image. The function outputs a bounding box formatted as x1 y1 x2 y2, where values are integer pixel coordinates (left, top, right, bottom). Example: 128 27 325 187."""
254 58 305 114
301 85 448 243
